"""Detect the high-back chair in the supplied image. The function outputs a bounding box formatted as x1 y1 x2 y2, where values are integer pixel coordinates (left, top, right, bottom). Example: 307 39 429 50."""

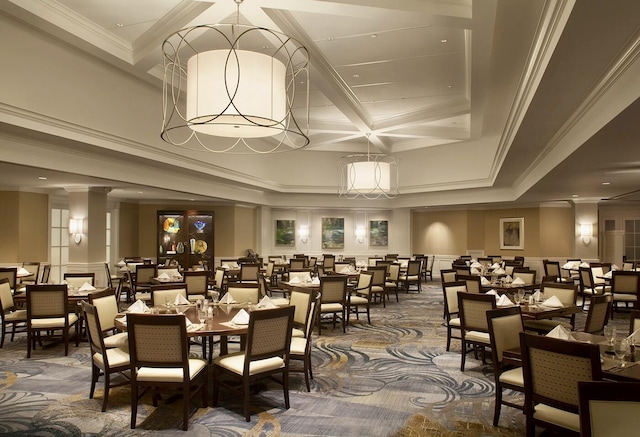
63 272 95 290
385 263 401 303
578 266 603 308
239 263 260 283
322 255 335 272
457 291 496 371
81 301 130 412
334 262 351 274
213 268 228 295
0 267 18 292
39 264 51 284
610 270 640 317
289 258 306 270
348 272 373 325
0 278 26 348
486 306 525 426
127 313 208 430
542 260 568 283
629 310 640 336
442 281 466 351
182 271 208 302
150 283 188 307
523 282 578 334
582 294 612 335
290 293 320 391
440 269 457 283
512 269 536 285
26 284 79 357
578 381 640 437
520 332 602 437
213 306 294 422
132 264 156 301
456 274 482 294
318 275 348 334
225 284 260 305
399 260 421 293
87 289 129 349
367 266 387 307
289 288 314 338
20 262 40 288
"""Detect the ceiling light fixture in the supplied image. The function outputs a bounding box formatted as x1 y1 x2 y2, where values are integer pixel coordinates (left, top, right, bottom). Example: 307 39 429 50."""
338 133 399 199
161 0 310 153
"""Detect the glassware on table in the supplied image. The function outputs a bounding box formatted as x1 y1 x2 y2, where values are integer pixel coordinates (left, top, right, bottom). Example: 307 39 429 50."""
164 296 171 308
614 337 629 367
516 289 525 304
604 325 616 354
211 291 220 304
198 309 207 324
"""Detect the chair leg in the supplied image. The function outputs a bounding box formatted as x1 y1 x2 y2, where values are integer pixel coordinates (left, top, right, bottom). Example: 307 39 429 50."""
183 386 189 431
1 323 5 348
460 341 467 372
243 380 251 422
102 372 110 412
130 382 138 429
493 385 502 426
89 363 98 399
283 369 290 409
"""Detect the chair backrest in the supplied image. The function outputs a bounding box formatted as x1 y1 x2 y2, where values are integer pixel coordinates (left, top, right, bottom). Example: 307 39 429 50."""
376 260 392 274
442 281 467 317
319 275 347 304
540 282 578 306
513 269 536 285
367 266 386 287
290 258 306 270
583 294 612 334
0 279 15 313
26 284 68 319
289 289 313 329
504 265 515 276
368 257 382 266
288 269 312 283
226 285 260 304
82 301 109 359
612 271 640 295
88 288 120 332
308 257 318 269
591 265 607 285
354 272 372 296
456 274 481 294
406 260 421 275
127 313 188 369
150 284 188 307
520 332 602 415
265 261 275 277
183 271 208 295
0 267 17 290
385 254 398 261
21 262 40 283
157 266 181 278
486 306 523 364
440 269 457 283
455 266 471 276
322 256 335 271
40 264 51 284
630 310 640 335
623 261 636 271
334 263 351 273
245 306 294 366
135 264 157 285
387 263 401 282
63 272 95 289
477 257 492 267
542 260 562 278
579 266 595 291
578 381 640 437
458 291 496 332
214 268 227 291
240 263 260 282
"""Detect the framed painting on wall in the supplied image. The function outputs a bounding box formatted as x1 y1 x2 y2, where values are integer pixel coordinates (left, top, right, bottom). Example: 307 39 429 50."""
321 217 344 249
275 219 295 246
500 217 524 250
369 220 388 246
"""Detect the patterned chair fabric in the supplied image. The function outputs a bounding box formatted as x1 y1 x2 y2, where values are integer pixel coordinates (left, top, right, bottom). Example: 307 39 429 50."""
458 291 495 371
0 279 26 347
318 275 348 334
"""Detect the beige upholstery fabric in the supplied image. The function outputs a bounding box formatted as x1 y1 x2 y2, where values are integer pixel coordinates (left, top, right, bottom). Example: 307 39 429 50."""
152 287 187 307
499 367 524 386
533 405 579 432
226 287 259 304
137 359 207 382
587 401 640 436
215 352 284 376
529 349 593 405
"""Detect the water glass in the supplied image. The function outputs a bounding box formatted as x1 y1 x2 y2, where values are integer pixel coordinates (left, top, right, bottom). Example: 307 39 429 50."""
614 337 629 367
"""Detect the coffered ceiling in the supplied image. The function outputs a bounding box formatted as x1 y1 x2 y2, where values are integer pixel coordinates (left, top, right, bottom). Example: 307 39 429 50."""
1 0 639 208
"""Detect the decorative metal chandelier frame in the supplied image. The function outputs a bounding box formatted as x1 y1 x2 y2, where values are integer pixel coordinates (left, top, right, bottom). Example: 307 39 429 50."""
161 0 310 153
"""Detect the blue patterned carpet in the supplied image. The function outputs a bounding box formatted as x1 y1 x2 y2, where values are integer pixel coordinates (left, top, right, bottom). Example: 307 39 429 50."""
0 282 624 436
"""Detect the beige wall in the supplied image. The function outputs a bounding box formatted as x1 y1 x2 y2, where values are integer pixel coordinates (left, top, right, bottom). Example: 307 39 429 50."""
0 191 48 263
412 206 574 258
118 202 139 258
233 206 257 257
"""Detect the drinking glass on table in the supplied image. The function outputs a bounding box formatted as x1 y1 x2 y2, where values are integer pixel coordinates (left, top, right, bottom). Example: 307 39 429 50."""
516 289 525 304
604 326 616 354
198 309 207 324
614 337 629 368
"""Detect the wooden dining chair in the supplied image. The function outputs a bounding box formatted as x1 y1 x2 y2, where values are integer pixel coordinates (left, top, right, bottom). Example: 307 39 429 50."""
20 262 40 288
132 264 156 301
486 306 525 426
182 271 208 302
87 289 129 349
610 270 640 317
127 313 208 431
367 266 387 307
0 267 18 292
384 263 401 303
458 291 496 371
582 294 612 335
81 301 130 412
63 272 95 290
213 306 294 421
26 284 79 357
578 381 640 437
442 281 466 351
239 263 260 283
290 292 320 391
456 274 482 294
318 275 348 334
289 288 314 338
399 260 421 293
522 282 578 334
348 272 373 325
629 310 640 336
150 283 188 307
225 284 260 305
440 269 457 283
520 332 602 437
0 278 26 348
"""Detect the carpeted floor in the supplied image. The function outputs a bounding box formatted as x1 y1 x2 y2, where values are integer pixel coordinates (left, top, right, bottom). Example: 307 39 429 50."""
0 282 629 436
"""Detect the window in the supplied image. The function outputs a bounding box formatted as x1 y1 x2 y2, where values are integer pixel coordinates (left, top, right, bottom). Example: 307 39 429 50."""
106 212 111 263
624 220 640 261
50 208 69 284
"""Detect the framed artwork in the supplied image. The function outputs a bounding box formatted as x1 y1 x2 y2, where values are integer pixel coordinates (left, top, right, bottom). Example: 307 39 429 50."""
275 219 296 246
369 220 388 246
500 217 524 250
321 217 344 249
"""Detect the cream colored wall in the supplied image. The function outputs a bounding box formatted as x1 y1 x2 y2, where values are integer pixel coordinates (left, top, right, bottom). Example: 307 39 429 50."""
539 206 574 257
233 206 257 257
17 192 48 262
118 202 139 258
0 192 20 262
483 208 540 256
412 210 469 255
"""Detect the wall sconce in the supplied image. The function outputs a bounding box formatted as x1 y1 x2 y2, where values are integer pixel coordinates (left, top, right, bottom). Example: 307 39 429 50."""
69 218 84 244
580 223 593 245
355 226 366 243
299 226 309 243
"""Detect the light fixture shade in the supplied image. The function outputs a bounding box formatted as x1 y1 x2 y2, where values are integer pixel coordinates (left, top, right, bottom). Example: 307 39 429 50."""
580 223 593 237
339 154 398 199
161 24 310 153
69 218 83 234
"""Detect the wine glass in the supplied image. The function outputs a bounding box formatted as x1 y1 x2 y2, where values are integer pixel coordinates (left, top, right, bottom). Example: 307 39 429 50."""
604 326 616 354
614 337 629 368
198 309 207 325
516 289 525 304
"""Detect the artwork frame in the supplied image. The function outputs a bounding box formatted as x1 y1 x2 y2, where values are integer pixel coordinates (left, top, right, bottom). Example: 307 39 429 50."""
275 219 296 246
369 220 389 246
500 217 524 250
321 217 344 249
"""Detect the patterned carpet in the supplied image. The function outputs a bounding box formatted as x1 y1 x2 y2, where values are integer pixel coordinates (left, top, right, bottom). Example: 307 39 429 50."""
0 282 627 436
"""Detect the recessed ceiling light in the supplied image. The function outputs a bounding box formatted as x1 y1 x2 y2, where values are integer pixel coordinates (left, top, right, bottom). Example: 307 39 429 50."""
371 34 377 38
572 194 579 197
327 37 334 41
447 85 452 88
352 74 360 78
602 182 611 185
38 176 47 180
137 191 143 194
116 23 124 28
441 39 448 43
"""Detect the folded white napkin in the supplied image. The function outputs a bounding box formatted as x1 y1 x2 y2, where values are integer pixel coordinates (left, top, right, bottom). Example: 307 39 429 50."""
174 294 189 305
580 262 590 268
511 277 526 285
231 263 240 269
604 270 613 279
562 262 573 269
541 295 563 308
79 282 96 291
504 275 513 283
628 328 640 343
497 294 514 307
481 276 490 285
231 309 250 325
186 322 205 332
491 263 502 269
119 265 129 272
220 293 236 304
546 325 574 341
485 289 498 296
172 274 183 281
289 276 301 284
340 267 351 274
222 264 230 269
311 276 320 285
257 295 277 309
116 259 126 267
532 290 542 301
493 267 506 274
127 299 149 313
611 264 620 271
17 267 30 275
356 260 368 267
470 267 480 275
157 272 170 280
470 262 482 269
